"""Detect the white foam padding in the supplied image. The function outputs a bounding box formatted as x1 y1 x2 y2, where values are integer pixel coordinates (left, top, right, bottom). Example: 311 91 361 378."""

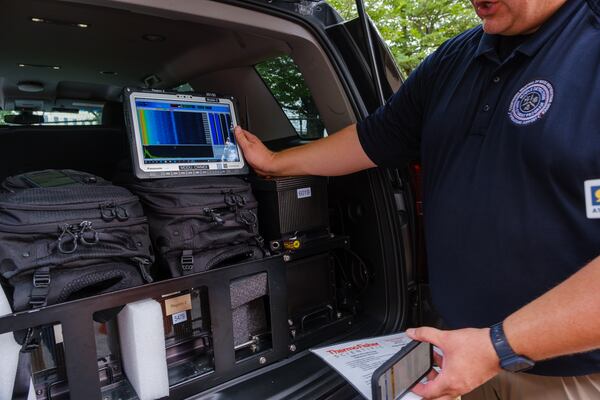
117 299 169 400
0 286 35 400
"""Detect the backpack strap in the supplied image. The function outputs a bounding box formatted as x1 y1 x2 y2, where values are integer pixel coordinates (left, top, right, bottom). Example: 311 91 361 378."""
12 342 35 400
12 266 51 400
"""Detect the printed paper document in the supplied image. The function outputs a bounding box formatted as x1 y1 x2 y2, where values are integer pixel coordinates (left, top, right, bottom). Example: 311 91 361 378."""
310 332 422 400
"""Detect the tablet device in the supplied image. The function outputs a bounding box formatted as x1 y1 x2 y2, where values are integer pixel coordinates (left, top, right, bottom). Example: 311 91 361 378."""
371 340 433 400
124 88 248 179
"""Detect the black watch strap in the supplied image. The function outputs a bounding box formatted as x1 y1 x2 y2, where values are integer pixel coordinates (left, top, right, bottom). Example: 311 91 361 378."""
489 322 535 372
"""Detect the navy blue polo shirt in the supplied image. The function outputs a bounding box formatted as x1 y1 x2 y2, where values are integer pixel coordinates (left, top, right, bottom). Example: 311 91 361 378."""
357 0 600 376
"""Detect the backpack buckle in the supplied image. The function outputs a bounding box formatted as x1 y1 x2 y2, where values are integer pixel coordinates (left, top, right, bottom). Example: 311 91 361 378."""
181 251 194 272
28 296 47 308
30 267 50 308
33 271 50 288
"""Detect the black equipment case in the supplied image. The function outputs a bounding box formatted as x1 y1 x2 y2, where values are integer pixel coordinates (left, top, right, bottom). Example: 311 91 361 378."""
251 176 329 245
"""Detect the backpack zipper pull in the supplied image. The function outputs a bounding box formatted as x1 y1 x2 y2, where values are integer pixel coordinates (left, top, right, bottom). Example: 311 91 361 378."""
57 224 78 254
238 210 258 232
100 201 129 222
203 208 224 225
224 190 237 209
235 193 246 207
78 221 99 246
132 257 153 283
115 205 129 221
100 201 116 221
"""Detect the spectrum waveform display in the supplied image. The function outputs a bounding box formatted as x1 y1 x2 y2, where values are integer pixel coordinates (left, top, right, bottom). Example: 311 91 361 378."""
135 100 238 163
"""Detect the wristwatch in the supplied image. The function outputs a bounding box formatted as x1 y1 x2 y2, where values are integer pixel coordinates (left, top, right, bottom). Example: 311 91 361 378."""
489 322 535 372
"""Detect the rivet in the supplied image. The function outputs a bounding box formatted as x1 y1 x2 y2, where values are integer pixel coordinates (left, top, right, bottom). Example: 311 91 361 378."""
22 252 30 258
289 344 297 352
259 356 267 364
283 254 291 262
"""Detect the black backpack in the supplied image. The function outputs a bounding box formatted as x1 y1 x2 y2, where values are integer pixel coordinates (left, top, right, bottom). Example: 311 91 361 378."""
0 170 155 400
0 169 154 312
124 176 265 277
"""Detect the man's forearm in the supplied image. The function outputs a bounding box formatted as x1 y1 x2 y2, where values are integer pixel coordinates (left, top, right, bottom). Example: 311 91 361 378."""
504 255 600 361
271 124 376 176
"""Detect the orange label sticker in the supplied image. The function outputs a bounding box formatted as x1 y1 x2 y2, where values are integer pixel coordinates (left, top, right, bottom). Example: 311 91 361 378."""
164 293 192 316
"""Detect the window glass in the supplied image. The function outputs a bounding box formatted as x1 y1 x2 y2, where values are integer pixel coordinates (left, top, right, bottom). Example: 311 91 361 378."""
173 83 194 92
255 56 326 139
0 108 102 126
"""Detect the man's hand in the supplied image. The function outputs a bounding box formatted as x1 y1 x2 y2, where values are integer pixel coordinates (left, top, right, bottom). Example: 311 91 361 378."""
234 124 375 176
234 126 277 176
406 327 500 399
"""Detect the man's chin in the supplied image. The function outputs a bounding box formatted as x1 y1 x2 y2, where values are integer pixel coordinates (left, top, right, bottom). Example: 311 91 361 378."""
481 20 515 35
481 20 504 34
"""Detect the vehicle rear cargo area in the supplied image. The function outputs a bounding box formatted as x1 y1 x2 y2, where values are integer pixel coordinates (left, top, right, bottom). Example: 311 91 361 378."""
0 1 409 399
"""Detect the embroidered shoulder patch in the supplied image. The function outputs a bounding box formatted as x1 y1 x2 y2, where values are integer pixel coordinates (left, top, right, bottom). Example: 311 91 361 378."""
508 80 554 125
584 179 600 219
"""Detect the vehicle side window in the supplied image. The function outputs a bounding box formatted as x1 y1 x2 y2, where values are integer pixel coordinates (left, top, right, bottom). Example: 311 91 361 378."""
0 109 102 126
173 83 194 92
255 56 326 139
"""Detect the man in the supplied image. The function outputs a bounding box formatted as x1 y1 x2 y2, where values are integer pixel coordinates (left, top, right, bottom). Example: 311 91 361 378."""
235 0 600 398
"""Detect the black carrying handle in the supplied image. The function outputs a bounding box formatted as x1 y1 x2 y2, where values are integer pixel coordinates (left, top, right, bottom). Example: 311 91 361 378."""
206 245 261 271
55 267 136 304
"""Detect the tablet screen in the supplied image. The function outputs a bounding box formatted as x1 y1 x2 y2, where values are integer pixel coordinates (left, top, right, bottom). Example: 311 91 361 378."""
125 89 247 179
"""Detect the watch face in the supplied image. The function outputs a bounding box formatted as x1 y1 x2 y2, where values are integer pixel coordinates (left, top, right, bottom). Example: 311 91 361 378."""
501 356 535 372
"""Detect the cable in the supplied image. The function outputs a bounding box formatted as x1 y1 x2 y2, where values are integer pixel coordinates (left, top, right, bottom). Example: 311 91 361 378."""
334 247 371 294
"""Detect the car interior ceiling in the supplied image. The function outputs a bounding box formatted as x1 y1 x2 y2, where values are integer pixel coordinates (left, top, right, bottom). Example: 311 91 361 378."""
0 0 357 179
0 0 404 396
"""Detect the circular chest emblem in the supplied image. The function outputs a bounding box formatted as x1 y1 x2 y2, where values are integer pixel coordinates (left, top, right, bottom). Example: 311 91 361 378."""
508 80 554 125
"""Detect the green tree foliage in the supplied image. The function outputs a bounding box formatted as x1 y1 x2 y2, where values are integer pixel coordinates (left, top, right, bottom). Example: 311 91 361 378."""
256 56 325 138
0 110 16 124
255 1 478 139
328 0 480 75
